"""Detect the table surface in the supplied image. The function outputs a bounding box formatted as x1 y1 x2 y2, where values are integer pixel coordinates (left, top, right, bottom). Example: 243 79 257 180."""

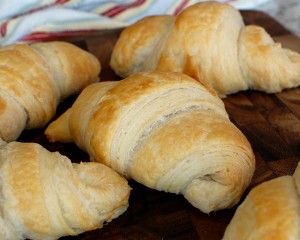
18 9 300 240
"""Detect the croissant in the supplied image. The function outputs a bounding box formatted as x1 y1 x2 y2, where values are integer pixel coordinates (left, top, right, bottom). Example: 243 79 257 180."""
223 162 300 240
110 1 300 97
0 41 100 142
45 71 255 213
0 140 130 240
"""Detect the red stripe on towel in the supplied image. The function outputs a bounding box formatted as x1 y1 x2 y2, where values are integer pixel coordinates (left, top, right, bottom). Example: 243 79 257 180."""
102 0 147 18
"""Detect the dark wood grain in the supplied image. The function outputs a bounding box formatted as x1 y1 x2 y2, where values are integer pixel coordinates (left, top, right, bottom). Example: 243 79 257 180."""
19 10 300 240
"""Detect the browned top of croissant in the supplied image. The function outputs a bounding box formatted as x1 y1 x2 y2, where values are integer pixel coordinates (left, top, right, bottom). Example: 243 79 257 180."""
223 162 300 239
45 71 255 214
0 141 130 240
0 41 101 142
110 1 300 97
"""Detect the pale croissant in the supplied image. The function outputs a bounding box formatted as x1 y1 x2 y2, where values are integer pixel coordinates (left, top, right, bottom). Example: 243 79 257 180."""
45 71 255 213
0 41 100 142
0 140 130 240
110 1 300 97
223 162 300 240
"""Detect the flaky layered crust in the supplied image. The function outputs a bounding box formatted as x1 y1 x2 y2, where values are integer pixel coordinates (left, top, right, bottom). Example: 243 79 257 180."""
0 41 100 142
0 141 130 240
110 1 300 97
45 71 255 213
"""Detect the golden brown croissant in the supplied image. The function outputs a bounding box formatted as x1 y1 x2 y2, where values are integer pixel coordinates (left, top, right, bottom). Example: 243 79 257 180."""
110 1 300 97
223 162 300 240
0 141 130 240
45 71 255 213
0 41 101 142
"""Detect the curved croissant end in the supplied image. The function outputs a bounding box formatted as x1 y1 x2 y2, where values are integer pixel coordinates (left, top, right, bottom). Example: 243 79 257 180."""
223 162 300 239
45 71 255 213
0 141 130 240
110 15 176 78
110 1 300 97
0 41 101 142
238 25 300 93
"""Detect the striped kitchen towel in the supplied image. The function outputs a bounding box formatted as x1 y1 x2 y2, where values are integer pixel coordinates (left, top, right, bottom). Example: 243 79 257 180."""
0 0 271 46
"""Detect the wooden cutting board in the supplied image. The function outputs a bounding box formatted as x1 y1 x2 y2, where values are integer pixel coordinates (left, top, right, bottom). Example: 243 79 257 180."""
19 10 300 240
